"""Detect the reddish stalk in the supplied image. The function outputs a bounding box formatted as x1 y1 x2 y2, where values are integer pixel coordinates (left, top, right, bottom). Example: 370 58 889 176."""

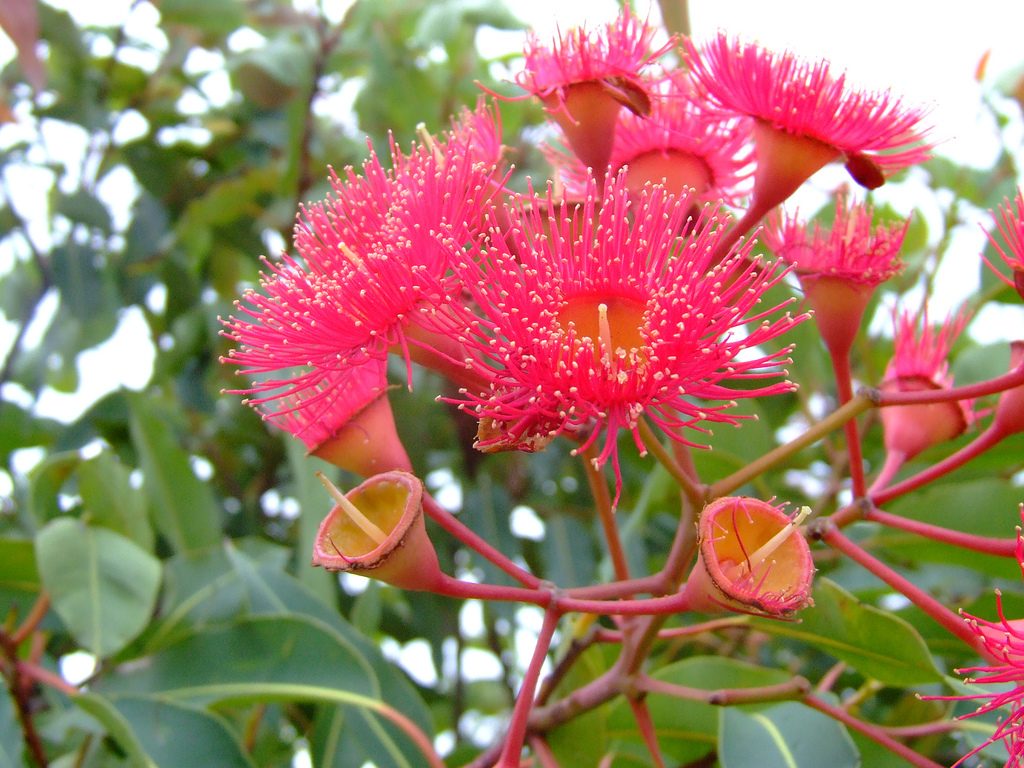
422 494 542 588
10 593 50 647
870 424 1007 506
367 700 447 768
830 350 867 498
19 660 77 697
637 674 810 705
527 735 563 768
874 365 1024 406
865 507 1017 557
803 694 947 768
497 609 560 768
582 444 631 583
594 617 749 643
436 574 550 606
815 522 985 656
627 698 666 768
564 575 664 600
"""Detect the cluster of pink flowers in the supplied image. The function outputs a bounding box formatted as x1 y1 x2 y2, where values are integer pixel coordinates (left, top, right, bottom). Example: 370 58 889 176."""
224 7 940 490
222 7 1024 764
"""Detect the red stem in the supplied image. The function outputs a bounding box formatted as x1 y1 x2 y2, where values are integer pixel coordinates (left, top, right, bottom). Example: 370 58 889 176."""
830 350 867 498
565 575 664 600
818 522 985 656
874 365 1024 406
594 617 748 643
582 445 631 583
555 591 690 617
627 698 666 768
865 507 1017 557
870 424 1006 507
422 494 542 588
803 694 947 768
436 574 550 606
497 610 559 768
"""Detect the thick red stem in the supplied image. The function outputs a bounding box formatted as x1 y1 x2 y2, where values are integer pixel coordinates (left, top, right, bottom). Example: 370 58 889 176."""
866 507 1017 557
870 425 1006 507
874 365 1024 406
803 694 947 768
818 523 985 656
497 610 559 768
422 494 541 588
830 350 867 498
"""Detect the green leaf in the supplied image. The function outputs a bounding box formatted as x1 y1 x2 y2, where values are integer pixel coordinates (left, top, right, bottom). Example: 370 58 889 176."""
0 678 28 768
286 441 336 605
36 518 162 658
54 189 112 231
51 242 117 323
0 538 39 593
542 513 596 589
128 394 221 553
27 450 81 527
719 701 859 768
231 36 313 109
752 578 943 686
97 615 377 703
77 449 154 552
75 693 255 768
158 0 245 37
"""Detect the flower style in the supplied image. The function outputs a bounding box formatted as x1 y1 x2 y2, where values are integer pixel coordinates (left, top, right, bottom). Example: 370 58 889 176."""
546 73 753 206
985 189 1024 301
443 172 803 491
870 309 971 493
683 32 932 236
763 195 908 357
931 505 1024 767
222 103 506 423
517 7 673 185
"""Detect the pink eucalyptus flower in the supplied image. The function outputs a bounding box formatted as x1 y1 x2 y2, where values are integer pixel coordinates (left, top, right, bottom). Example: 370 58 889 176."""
928 505 1024 768
222 103 505 413
271 361 412 477
683 497 815 618
985 189 1024 301
870 309 972 492
763 195 908 357
546 73 753 207
517 7 673 186
442 172 803 494
683 32 932 230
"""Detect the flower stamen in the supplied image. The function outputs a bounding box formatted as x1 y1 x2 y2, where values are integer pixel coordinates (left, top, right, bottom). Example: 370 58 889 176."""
723 506 811 582
316 470 387 545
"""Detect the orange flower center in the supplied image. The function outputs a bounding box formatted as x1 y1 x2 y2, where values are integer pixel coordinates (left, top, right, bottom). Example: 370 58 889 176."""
556 294 648 370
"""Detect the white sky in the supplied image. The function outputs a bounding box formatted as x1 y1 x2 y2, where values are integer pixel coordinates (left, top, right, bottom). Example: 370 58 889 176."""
2 0 1024 423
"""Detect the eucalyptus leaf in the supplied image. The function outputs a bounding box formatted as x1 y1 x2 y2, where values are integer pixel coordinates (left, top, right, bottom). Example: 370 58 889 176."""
77 449 154 552
719 701 859 768
75 693 255 768
752 578 943 686
128 394 221 553
0 679 28 768
36 518 162 658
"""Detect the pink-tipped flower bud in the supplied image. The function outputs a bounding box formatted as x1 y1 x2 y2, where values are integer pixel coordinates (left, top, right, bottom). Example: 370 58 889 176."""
877 309 971 463
311 471 442 592
994 340 1024 437
683 497 815 618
